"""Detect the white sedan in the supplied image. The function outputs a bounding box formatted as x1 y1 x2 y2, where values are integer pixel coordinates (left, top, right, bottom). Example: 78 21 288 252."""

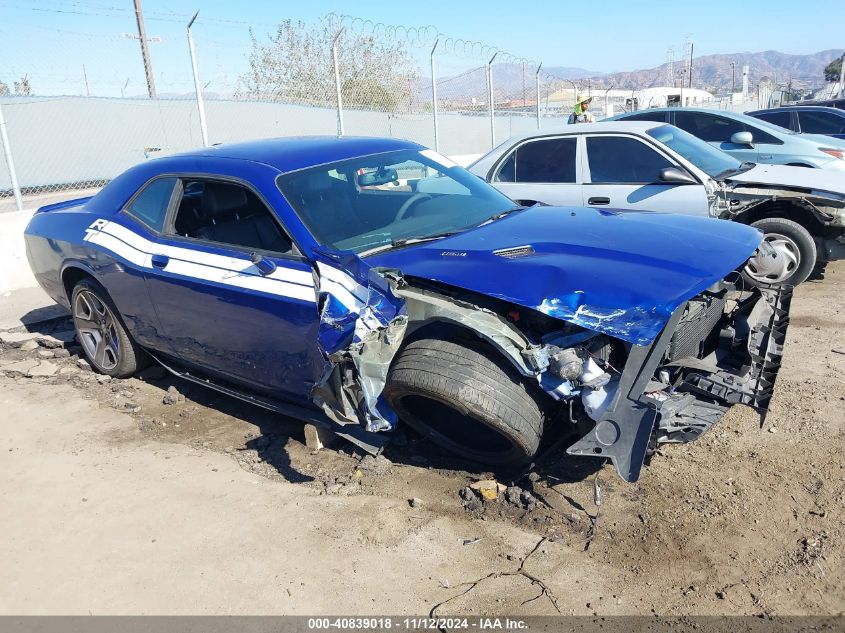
468 121 845 286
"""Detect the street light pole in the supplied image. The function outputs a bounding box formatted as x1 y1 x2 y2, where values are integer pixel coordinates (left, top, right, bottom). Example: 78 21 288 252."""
133 0 156 98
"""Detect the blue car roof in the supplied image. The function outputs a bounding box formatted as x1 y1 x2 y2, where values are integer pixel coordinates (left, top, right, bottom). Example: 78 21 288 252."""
83 136 426 216
172 136 424 174
750 105 845 115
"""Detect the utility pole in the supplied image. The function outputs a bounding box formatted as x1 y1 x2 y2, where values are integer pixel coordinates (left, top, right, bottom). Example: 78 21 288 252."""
133 0 156 98
667 47 674 87
82 64 90 97
687 41 694 88
730 61 736 95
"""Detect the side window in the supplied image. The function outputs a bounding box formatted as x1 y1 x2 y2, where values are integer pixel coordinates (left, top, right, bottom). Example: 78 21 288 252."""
170 179 295 255
586 136 674 184
753 111 791 129
674 112 743 142
125 177 177 232
494 152 515 182
499 137 576 183
798 111 845 135
622 111 668 123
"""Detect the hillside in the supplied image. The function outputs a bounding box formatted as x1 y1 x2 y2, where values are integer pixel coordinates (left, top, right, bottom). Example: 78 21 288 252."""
601 49 841 91
434 49 840 98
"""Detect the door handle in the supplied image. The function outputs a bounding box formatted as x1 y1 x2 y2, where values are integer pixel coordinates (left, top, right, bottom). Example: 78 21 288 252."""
588 197 610 206
151 254 170 269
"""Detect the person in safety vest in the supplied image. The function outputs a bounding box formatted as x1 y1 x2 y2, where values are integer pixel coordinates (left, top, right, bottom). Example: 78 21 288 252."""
568 94 595 124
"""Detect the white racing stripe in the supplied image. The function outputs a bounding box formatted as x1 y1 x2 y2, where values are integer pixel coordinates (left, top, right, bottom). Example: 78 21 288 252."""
83 219 316 303
100 221 314 287
315 261 370 312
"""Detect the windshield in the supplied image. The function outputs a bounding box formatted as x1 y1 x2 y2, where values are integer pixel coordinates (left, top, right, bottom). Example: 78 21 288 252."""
647 124 743 178
277 149 516 255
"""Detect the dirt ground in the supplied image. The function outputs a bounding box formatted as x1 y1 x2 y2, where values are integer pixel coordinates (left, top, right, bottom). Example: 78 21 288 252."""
1 263 843 616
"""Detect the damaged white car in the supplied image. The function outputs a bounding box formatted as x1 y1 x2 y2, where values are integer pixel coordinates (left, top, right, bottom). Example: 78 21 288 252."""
469 121 845 286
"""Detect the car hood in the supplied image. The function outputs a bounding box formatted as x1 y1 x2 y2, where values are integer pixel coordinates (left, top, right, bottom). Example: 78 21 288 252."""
726 163 845 195
368 206 762 345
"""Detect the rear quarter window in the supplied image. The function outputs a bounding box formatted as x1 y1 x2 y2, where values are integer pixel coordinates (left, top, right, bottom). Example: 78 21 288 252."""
124 177 177 232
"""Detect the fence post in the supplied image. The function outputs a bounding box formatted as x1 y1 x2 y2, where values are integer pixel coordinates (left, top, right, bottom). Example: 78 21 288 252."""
430 39 439 152
186 11 209 147
535 63 542 128
332 28 345 136
0 102 23 212
487 52 498 148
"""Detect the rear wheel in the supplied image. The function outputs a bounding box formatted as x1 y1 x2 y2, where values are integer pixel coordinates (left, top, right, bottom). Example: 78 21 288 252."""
71 279 147 378
383 337 544 466
743 217 817 286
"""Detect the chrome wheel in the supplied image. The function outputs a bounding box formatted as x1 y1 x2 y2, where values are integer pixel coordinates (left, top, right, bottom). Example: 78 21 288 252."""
745 233 801 284
73 290 121 371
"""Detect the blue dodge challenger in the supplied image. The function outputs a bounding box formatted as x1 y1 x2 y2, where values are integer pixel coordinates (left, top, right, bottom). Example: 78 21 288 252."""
24 137 790 482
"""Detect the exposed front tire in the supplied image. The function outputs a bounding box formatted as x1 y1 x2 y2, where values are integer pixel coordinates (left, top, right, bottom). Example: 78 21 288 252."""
383 337 544 466
71 278 148 378
743 217 817 286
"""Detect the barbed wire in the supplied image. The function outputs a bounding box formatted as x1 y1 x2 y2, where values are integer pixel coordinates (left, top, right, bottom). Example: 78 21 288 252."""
329 13 539 67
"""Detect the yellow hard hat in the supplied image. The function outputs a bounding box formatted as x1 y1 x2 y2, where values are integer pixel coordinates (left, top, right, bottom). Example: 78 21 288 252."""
576 94 593 104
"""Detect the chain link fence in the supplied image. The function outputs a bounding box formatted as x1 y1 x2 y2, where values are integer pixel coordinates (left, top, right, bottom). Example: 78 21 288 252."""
1 10 591 211
0 8 815 213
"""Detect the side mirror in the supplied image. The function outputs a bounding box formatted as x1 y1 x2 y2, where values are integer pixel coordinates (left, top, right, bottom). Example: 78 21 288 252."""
730 131 754 146
659 167 697 185
251 252 277 276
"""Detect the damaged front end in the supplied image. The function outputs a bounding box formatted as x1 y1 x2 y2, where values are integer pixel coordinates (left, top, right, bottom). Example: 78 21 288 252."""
566 279 791 481
307 245 791 483
711 179 845 262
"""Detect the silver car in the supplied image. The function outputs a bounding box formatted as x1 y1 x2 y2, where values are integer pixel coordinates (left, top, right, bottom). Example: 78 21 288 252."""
468 121 845 285
608 107 845 172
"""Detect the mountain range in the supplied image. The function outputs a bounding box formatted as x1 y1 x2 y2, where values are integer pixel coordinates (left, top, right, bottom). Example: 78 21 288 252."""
436 49 841 99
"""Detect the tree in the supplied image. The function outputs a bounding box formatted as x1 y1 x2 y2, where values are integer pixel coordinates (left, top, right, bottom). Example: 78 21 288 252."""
0 81 9 97
13 75 32 96
824 57 842 82
239 15 419 112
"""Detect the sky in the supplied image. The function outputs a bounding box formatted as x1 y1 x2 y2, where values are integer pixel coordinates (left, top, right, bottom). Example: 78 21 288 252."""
1 0 842 96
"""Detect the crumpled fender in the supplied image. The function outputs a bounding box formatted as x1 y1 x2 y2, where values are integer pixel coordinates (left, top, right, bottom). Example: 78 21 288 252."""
309 247 408 433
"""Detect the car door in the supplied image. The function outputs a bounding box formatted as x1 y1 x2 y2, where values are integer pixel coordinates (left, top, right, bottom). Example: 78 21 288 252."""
91 176 181 353
142 175 323 404
488 136 583 206
672 111 760 164
581 134 709 215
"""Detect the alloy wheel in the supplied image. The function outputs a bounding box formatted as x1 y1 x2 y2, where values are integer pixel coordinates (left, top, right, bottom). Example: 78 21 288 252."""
73 290 121 372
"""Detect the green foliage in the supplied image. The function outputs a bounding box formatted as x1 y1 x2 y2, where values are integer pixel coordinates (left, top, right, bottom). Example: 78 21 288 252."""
239 15 419 113
824 57 842 82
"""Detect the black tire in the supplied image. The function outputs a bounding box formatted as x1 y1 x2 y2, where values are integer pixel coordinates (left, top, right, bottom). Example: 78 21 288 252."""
743 217 817 287
383 337 544 466
71 278 148 378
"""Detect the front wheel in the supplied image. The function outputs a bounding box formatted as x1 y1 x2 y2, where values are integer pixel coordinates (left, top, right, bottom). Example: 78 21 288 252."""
383 337 544 466
743 217 817 286
72 278 148 378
